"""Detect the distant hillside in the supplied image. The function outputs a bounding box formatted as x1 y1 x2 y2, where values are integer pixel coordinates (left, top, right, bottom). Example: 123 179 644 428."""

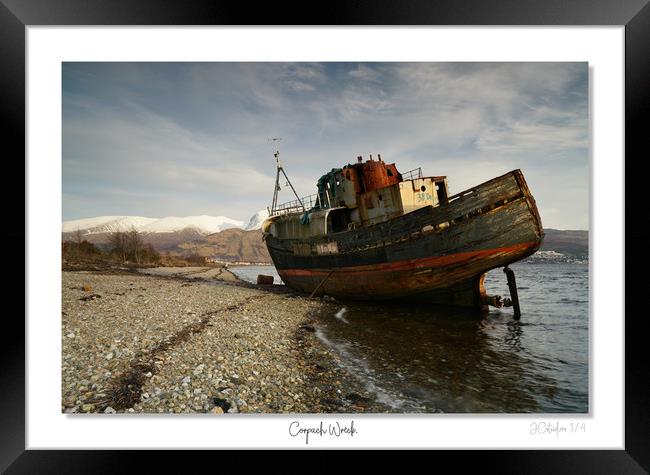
62 213 254 252
62 228 209 251
177 228 271 263
540 229 588 258
62 214 588 264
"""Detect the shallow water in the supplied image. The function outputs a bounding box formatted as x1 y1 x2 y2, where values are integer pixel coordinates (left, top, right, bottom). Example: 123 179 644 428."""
234 262 589 413
230 265 283 285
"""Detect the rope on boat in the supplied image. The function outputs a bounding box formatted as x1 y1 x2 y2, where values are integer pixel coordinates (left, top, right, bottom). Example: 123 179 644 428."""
309 270 335 298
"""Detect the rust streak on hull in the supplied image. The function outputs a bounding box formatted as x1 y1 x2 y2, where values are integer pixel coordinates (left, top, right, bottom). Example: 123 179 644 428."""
278 241 538 303
280 241 537 277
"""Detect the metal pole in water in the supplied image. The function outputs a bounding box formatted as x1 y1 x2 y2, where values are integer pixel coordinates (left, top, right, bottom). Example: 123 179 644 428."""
503 266 521 320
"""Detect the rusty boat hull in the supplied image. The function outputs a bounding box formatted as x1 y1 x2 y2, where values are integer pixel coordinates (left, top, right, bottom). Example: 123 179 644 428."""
265 169 544 310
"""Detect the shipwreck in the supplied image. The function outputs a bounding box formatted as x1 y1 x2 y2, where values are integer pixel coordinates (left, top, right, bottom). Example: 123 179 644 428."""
261 144 544 316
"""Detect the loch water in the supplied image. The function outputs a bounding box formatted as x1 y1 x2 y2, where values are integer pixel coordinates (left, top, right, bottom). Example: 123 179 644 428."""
232 261 589 413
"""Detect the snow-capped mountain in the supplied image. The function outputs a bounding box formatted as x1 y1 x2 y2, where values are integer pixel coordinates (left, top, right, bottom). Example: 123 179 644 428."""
63 215 244 236
62 211 272 236
139 216 244 234
244 209 270 231
62 216 158 234
63 211 271 255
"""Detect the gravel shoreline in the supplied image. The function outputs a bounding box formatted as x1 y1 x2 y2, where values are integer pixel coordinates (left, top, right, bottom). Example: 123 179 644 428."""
62 267 388 414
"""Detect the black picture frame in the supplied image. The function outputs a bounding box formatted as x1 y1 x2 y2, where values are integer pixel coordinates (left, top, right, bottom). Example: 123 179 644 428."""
4 0 648 470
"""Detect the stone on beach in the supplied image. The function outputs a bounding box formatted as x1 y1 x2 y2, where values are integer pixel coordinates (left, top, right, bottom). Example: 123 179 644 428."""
61 268 386 415
256 274 274 285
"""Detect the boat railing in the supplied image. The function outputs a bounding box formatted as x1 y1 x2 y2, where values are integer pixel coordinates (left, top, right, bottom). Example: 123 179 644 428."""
402 167 423 181
271 193 324 216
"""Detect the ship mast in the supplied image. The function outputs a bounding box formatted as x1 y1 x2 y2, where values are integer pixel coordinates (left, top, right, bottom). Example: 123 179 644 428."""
269 138 303 215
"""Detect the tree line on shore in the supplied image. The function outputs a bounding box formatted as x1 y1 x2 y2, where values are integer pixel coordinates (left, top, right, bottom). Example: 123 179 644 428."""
63 229 161 266
63 229 217 268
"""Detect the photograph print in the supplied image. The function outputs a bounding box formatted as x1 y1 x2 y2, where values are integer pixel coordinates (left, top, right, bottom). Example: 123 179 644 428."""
61 62 589 415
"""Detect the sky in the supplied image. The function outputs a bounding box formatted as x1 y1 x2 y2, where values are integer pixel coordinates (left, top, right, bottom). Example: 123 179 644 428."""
63 62 589 229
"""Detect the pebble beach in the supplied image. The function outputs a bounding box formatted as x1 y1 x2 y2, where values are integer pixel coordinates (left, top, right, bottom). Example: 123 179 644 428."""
61 267 386 414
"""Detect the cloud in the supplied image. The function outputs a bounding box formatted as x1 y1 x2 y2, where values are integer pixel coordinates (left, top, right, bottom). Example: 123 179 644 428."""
63 62 588 229
348 64 382 82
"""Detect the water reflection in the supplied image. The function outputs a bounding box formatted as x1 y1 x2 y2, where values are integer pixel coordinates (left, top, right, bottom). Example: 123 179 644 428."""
313 262 589 413
504 320 524 351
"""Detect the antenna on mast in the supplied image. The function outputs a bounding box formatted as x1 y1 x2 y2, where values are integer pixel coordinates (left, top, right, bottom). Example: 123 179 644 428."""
269 137 282 168
268 138 303 215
